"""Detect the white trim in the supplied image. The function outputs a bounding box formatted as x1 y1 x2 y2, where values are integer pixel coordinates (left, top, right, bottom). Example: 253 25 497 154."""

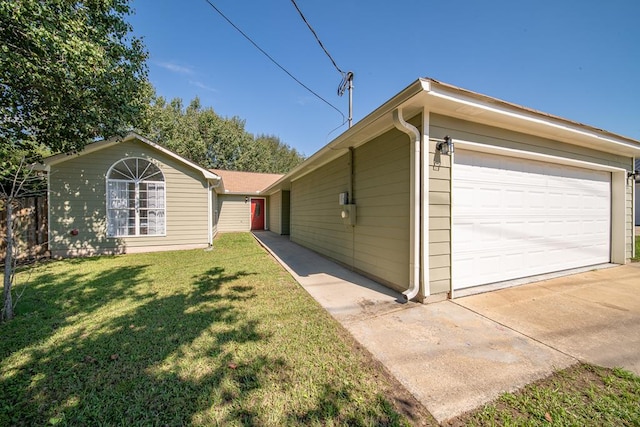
127 133 219 180
42 132 221 181
454 139 627 173
105 158 167 238
421 108 430 298
633 157 637 258
426 85 640 156
611 172 627 264
47 170 51 249
207 182 212 246
452 139 628 273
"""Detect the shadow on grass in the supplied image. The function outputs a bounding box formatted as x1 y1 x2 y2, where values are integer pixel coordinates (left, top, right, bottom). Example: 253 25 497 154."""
0 261 286 426
2 238 412 426
1 260 153 358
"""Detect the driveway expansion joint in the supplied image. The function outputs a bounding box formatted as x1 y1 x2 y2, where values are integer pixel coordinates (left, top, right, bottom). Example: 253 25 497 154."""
452 300 580 364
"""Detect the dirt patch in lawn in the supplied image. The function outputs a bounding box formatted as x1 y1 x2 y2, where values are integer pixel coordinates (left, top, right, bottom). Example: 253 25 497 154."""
445 363 640 426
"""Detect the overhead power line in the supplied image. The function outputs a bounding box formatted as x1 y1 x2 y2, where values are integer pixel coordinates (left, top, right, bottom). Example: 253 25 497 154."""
290 0 344 75
202 0 345 123
289 0 354 127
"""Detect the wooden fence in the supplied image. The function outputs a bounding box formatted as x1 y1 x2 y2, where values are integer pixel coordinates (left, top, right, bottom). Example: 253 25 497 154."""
0 196 49 263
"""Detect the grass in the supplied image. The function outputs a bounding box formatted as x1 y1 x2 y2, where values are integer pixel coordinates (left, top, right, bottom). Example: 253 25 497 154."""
633 235 640 261
3 232 639 426
451 363 640 426
0 233 421 426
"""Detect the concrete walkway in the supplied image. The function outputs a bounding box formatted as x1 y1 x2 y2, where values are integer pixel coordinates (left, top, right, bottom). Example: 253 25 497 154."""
252 231 640 423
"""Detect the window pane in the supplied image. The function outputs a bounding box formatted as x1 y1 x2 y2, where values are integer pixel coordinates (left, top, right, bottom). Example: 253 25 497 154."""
107 159 166 237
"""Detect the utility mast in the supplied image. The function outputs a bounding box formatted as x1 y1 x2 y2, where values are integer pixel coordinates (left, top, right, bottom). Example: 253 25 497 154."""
338 71 354 128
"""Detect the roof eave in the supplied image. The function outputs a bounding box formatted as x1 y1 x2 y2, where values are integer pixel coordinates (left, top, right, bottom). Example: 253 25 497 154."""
265 78 640 195
41 132 221 181
425 78 640 156
262 79 428 194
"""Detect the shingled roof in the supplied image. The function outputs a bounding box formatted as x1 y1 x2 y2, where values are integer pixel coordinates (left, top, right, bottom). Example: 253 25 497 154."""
211 169 284 194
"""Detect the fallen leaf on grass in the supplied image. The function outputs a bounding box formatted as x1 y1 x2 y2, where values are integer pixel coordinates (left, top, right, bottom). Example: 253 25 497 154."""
84 355 97 364
110 354 119 361
545 412 552 422
228 363 238 369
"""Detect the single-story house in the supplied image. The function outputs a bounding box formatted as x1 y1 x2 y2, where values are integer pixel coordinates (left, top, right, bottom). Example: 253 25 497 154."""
263 78 640 301
41 133 281 257
41 77 639 301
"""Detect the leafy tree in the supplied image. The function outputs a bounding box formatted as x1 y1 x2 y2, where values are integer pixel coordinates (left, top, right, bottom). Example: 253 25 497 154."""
0 0 148 321
252 134 305 174
1 0 148 155
141 95 304 173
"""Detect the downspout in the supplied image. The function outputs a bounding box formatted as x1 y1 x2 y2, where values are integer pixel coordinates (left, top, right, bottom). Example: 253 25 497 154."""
633 158 637 259
208 177 222 247
393 108 421 302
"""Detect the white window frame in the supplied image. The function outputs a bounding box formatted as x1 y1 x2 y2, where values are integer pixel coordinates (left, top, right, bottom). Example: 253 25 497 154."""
106 157 166 237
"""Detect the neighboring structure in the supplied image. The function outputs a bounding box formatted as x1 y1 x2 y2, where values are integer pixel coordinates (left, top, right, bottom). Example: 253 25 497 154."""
264 78 640 301
211 169 283 233
41 134 281 257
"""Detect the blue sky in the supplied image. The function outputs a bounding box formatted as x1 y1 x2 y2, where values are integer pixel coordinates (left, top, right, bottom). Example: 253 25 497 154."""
128 0 640 156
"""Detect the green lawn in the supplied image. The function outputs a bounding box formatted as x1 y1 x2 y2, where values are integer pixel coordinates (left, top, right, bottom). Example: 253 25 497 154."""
2 233 639 426
634 235 640 261
0 233 419 426
453 363 640 426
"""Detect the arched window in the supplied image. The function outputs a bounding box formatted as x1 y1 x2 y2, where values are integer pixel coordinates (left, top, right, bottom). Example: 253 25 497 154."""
106 158 165 237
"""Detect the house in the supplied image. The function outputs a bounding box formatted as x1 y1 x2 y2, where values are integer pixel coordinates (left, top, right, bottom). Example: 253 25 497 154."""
41 78 638 300
212 169 283 233
41 133 280 257
264 78 640 301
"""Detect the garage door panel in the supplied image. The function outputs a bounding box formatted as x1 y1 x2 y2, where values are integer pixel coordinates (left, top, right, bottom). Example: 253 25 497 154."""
453 150 611 290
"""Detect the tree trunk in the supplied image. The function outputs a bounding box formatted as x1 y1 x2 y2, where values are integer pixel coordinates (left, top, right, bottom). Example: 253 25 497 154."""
3 201 14 321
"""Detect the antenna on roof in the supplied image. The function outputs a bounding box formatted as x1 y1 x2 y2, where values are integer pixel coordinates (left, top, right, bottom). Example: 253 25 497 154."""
338 72 354 128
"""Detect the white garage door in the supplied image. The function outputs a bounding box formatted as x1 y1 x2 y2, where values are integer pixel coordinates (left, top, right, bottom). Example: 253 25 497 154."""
453 149 611 290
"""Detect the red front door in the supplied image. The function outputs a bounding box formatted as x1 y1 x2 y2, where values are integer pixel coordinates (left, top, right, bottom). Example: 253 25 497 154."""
250 198 265 230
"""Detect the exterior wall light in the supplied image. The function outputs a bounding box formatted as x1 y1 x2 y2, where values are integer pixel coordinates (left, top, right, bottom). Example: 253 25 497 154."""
627 170 639 180
436 135 454 155
245 196 249 203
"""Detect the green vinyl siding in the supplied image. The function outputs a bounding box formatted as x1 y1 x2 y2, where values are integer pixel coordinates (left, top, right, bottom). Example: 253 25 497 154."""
267 191 290 235
291 125 411 291
427 113 636 294
217 195 250 232
428 137 452 295
430 114 631 169
291 153 353 262
49 139 209 257
351 127 410 290
269 191 282 234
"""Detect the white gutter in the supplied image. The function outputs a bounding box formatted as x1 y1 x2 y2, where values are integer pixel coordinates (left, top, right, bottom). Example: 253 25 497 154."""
424 85 640 157
393 108 421 302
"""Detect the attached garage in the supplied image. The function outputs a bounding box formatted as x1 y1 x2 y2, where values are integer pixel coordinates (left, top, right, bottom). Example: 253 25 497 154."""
263 78 640 301
452 149 611 289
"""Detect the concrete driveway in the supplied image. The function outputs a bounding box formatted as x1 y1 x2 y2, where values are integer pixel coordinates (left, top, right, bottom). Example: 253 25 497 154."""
253 232 640 423
456 263 640 375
